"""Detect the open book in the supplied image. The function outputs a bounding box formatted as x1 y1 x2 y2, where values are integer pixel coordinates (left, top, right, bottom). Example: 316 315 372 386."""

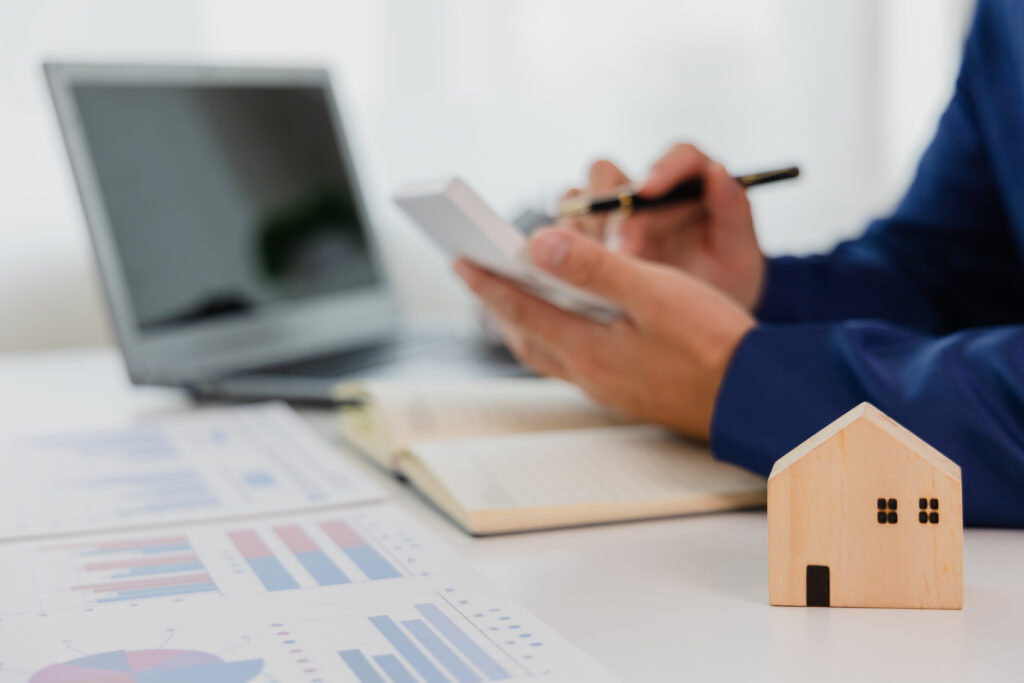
335 378 766 535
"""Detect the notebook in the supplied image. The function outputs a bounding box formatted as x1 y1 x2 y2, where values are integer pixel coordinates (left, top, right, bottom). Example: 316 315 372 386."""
335 378 767 535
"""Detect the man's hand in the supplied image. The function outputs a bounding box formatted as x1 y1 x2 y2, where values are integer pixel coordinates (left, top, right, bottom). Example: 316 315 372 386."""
453 227 756 440
561 143 766 311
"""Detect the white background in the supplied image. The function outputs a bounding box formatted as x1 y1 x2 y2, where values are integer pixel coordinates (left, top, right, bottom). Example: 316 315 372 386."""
0 0 973 352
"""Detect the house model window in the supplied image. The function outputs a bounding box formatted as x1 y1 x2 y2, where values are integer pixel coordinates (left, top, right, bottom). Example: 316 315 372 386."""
877 497 897 524
919 498 939 524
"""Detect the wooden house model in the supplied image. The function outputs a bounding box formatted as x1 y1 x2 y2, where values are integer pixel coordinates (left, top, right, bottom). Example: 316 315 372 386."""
767 403 963 609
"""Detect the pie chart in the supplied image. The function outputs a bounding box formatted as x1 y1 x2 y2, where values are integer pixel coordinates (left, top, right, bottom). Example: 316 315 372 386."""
30 649 264 683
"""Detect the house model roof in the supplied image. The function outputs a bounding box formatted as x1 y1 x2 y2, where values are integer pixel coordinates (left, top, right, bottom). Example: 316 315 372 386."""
768 402 961 483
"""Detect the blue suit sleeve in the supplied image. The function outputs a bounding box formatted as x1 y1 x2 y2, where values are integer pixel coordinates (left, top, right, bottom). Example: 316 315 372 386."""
757 0 1024 333
711 322 1024 528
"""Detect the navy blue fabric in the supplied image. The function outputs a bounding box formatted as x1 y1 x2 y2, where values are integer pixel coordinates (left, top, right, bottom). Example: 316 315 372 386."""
711 0 1024 527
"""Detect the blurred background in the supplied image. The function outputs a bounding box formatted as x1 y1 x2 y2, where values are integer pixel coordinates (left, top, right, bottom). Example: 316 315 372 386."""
0 0 973 352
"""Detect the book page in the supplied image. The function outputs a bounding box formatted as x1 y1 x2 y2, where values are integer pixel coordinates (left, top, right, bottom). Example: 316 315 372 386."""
408 425 766 512
347 378 630 447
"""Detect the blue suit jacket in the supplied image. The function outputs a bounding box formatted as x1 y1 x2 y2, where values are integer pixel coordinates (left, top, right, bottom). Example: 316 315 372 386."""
711 0 1024 527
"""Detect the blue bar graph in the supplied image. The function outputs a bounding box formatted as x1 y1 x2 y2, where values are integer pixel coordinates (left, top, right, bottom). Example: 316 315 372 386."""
97 581 217 603
403 618 482 683
295 552 349 586
346 546 401 581
32 431 177 460
373 654 417 683
338 650 385 683
242 471 277 487
416 603 510 680
245 557 299 592
110 561 204 578
274 525 349 586
139 543 192 554
320 520 402 581
369 616 447 683
228 530 299 592
83 469 222 516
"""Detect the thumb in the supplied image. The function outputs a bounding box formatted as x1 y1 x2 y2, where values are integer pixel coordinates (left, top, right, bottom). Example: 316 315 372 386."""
527 228 644 307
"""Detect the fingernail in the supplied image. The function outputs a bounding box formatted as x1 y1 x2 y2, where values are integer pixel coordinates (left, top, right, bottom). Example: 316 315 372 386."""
529 231 570 269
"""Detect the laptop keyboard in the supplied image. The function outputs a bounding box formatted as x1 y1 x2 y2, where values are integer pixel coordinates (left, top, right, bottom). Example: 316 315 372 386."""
257 333 478 378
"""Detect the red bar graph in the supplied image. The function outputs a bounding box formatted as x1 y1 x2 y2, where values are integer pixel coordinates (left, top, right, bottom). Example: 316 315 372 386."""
275 525 319 553
44 534 218 604
319 521 400 580
83 553 198 571
46 535 188 552
319 520 363 548
228 530 299 591
71 572 213 593
274 524 349 586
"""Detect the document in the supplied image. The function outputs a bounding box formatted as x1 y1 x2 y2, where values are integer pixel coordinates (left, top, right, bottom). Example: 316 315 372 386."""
0 403 381 540
0 503 616 682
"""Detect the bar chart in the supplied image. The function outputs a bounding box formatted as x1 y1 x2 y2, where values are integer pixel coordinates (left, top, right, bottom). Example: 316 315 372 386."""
319 520 402 581
0 502 617 683
0 506 433 616
0 403 381 539
340 603 512 682
52 534 219 605
264 588 557 683
227 518 404 593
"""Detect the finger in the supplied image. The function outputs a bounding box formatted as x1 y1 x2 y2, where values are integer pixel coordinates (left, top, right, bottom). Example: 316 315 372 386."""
561 187 598 240
703 161 752 244
526 228 650 309
618 202 706 246
496 320 569 379
602 210 627 251
581 160 631 239
637 142 710 198
453 259 598 351
587 159 630 193
558 188 603 241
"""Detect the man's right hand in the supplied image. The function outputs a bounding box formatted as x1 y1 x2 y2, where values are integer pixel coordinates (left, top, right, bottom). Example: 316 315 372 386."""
560 143 766 311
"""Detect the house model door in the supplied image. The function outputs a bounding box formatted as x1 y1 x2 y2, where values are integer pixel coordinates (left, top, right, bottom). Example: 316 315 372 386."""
806 565 830 607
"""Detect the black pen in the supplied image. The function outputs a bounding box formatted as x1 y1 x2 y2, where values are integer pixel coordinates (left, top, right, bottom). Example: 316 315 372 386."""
557 165 800 218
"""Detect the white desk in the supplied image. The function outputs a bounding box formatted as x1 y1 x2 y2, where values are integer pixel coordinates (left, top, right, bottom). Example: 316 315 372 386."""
3 347 1023 682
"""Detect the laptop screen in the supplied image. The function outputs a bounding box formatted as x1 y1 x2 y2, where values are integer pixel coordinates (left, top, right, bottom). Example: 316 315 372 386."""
70 83 381 332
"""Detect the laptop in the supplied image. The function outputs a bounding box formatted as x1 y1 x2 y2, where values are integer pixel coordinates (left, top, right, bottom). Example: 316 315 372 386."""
45 63 522 403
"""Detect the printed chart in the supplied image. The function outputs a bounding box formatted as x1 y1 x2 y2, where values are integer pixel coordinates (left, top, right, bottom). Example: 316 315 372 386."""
0 505 432 615
260 584 610 682
0 505 616 683
338 601 512 681
51 533 218 605
229 518 402 591
29 649 263 683
0 403 380 539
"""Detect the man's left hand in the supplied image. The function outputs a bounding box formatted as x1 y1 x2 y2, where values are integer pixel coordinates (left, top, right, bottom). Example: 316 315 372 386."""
453 227 756 440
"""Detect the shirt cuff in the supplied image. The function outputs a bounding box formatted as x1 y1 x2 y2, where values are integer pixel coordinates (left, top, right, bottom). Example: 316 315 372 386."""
753 256 812 323
710 323 863 476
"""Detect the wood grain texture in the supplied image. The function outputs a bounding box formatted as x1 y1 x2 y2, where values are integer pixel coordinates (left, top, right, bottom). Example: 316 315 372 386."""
768 403 963 609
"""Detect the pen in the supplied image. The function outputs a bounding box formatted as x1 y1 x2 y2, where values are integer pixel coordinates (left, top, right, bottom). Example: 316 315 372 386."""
557 165 800 219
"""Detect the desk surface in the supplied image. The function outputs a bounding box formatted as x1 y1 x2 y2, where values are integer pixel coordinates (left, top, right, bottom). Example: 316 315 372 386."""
3 347 1023 682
